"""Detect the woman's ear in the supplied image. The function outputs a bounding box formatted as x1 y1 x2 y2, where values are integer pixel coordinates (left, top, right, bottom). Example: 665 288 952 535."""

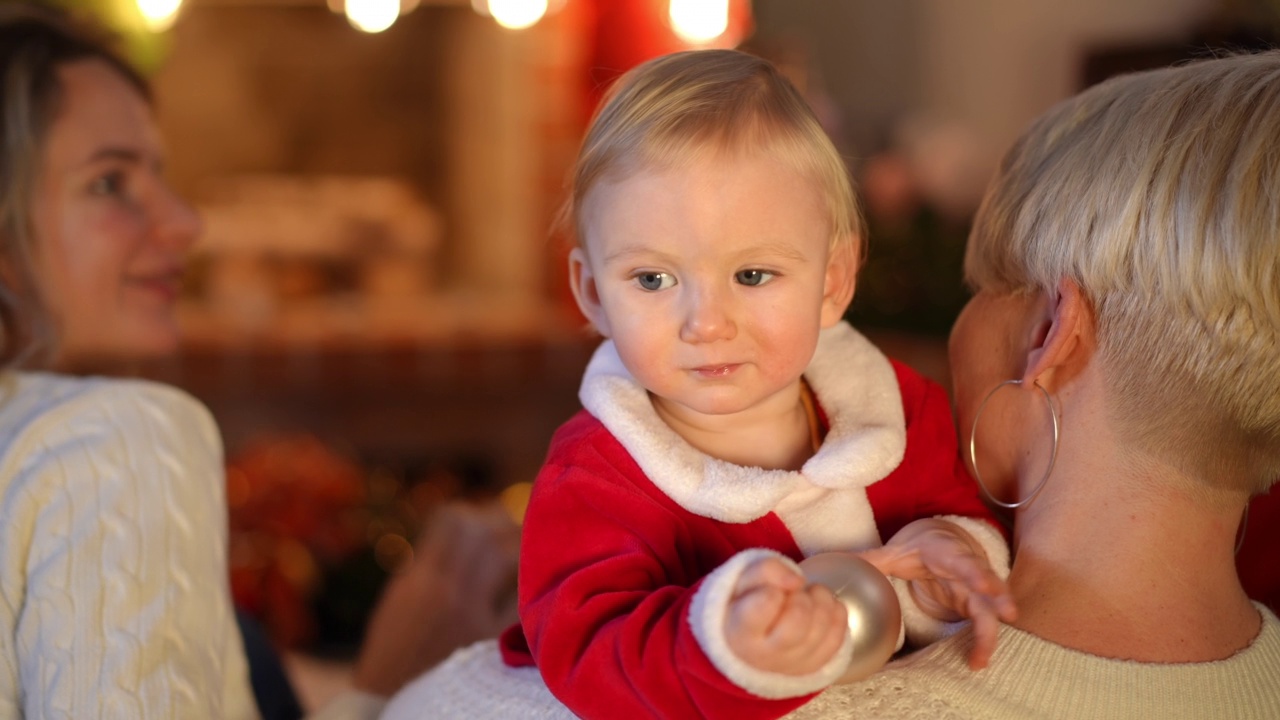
1022 278 1093 391
567 247 611 337
819 240 858 328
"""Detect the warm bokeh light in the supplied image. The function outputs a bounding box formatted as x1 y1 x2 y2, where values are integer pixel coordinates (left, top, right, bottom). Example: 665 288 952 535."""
669 0 730 44
345 0 401 33
136 0 182 32
374 533 414 573
487 0 547 30
499 481 533 525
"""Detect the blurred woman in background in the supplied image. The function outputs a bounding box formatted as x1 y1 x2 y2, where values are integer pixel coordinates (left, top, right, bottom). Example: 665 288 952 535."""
0 4 258 717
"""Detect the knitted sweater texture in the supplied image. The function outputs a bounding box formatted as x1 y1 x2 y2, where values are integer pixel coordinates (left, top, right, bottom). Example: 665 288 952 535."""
384 605 1280 720
0 372 257 719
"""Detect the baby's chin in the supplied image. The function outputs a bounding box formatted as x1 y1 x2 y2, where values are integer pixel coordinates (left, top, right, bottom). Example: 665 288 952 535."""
651 388 789 422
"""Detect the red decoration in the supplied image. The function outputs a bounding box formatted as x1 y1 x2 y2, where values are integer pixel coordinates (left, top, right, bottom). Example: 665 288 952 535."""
580 0 754 120
226 435 370 648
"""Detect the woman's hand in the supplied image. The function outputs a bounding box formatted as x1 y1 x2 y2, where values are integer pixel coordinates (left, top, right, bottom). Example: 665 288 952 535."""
351 501 520 697
860 518 1016 670
724 557 848 676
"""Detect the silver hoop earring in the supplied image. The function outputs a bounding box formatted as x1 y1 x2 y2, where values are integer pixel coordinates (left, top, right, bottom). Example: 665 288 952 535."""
968 379 1060 510
1235 504 1250 556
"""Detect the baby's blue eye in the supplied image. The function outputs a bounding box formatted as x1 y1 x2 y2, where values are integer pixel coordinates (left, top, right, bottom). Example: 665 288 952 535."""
635 272 676 291
735 269 775 286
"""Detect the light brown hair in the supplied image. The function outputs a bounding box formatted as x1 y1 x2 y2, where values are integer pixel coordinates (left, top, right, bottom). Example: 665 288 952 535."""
564 49 863 270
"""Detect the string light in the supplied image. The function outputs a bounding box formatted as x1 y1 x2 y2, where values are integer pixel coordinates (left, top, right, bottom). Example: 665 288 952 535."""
135 0 183 32
487 0 547 30
345 0 401 33
669 0 730 44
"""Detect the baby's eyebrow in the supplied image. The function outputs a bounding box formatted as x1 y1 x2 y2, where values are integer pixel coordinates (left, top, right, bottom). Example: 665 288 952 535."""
603 245 673 265
602 240 811 265
731 241 810 263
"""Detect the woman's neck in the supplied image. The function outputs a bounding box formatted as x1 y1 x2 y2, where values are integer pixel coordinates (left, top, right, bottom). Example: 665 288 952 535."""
1008 440 1259 662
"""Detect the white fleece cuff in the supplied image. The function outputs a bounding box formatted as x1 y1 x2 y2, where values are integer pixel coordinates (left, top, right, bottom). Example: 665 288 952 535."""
895 515 1012 648
688 548 853 700
940 514 1011 581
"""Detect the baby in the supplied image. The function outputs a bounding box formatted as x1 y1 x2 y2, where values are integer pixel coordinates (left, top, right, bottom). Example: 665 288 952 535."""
499 49 1014 720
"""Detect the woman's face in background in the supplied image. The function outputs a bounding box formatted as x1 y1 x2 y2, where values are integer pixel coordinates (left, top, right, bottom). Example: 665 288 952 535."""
32 58 199 363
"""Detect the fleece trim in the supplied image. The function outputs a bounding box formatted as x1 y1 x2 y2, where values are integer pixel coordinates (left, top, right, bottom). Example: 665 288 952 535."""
580 322 905 559
688 548 854 699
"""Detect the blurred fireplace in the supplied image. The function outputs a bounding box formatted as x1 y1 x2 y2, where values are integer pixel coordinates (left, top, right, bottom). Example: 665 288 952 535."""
125 2 591 488
155 2 583 332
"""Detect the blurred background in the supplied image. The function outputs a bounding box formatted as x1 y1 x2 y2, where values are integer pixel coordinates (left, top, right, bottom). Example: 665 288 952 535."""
41 0 1280 704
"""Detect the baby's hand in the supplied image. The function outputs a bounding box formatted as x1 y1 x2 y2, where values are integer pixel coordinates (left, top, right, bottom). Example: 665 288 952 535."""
859 519 1016 670
724 557 848 676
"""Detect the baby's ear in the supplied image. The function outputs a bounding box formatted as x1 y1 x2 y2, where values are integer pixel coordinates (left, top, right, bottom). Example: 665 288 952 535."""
568 247 611 337
819 240 858 328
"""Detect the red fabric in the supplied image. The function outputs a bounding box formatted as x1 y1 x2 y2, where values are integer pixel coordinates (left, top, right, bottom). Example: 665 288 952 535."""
502 362 1000 719
1239 488 1280 614
582 0 755 120
867 363 1002 542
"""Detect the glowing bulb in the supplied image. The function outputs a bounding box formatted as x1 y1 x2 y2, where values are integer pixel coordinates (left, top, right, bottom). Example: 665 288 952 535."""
345 0 400 33
669 0 729 44
488 0 547 30
136 0 182 32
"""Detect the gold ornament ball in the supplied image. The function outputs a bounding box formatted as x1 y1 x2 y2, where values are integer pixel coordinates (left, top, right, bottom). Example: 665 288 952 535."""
799 552 901 684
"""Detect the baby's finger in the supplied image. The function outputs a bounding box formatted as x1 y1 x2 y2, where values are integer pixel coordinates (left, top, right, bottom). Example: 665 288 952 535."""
810 586 849 651
951 562 1016 624
765 584 817 645
730 584 789 634
736 557 805 597
989 587 1017 623
802 606 849 667
933 551 1009 603
856 546 918 580
965 593 1002 670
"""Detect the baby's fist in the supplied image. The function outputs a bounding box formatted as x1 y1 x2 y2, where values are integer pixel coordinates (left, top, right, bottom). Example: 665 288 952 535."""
724 557 847 675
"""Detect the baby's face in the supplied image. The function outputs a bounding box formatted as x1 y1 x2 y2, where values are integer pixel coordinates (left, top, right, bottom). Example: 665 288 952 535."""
571 151 848 427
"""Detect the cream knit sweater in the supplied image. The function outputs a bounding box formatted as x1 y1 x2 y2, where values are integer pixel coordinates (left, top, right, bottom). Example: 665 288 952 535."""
0 373 257 719
383 605 1280 720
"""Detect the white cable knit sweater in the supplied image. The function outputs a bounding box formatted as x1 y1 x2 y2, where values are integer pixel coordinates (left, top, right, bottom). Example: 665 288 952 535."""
383 605 1280 720
0 372 258 719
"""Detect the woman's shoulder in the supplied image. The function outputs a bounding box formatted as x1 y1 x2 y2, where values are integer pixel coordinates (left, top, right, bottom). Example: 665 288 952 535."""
0 371 218 462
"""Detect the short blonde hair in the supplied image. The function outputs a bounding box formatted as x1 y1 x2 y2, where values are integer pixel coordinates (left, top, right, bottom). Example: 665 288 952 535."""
0 4 149 369
966 51 1280 492
564 49 863 266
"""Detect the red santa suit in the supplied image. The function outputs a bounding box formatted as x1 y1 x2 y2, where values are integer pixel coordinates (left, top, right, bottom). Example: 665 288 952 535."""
501 322 1007 720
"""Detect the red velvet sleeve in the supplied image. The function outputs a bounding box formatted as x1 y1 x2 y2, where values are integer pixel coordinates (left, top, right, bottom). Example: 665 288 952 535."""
517 413 814 720
866 361 1008 543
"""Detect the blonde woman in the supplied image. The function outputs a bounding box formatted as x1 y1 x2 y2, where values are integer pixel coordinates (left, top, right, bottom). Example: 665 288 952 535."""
786 47 1280 720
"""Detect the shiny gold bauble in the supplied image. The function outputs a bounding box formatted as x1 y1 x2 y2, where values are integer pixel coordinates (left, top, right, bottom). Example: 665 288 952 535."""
799 552 902 684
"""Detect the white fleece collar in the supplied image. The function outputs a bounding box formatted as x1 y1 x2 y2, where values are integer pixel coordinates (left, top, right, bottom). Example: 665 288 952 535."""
579 322 906 524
